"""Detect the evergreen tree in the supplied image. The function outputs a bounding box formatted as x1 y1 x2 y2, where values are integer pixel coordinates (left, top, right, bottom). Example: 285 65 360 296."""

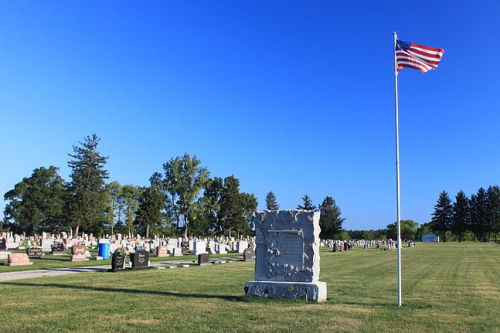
431 191 453 242
470 188 488 241
135 173 164 238
163 154 209 237
452 191 469 242
319 196 344 238
66 134 109 235
265 191 279 210
3 166 65 234
486 185 500 241
297 194 316 210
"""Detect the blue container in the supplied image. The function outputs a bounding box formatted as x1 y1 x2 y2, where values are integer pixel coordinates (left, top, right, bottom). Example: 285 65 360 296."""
98 242 110 259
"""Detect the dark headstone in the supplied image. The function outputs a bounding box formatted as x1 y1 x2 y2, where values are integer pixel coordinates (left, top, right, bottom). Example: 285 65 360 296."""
51 242 65 255
111 251 126 272
26 247 44 259
130 250 149 269
332 244 337 252
243 248 254 261
198 253 210 266
181 241 189 253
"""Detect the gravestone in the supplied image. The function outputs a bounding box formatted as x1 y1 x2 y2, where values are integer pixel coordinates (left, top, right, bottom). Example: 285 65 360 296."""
236 240 248 253
192 241 207 255
243 248 254 261
71 244 88 262
130 250 149 269
244 210 327 302
111 251 126 271
172 247 183 256
27 247 44 259
198 253 210 266
52 242 66 255
156 246 168 257
8 253 33 266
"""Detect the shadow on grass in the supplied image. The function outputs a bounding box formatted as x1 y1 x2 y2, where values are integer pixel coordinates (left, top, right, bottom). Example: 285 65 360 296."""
1 281 245 302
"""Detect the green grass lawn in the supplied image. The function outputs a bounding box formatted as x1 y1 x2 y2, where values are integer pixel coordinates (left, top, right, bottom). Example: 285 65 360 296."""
0 242 498 332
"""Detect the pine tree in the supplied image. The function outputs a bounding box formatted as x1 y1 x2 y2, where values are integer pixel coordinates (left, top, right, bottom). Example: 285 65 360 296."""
66 134 109 235
297 194 316 210
265 191 279 210
486 185 500 241
431 191 453 242
470 188 488 241
319 196 344 238
452 191 469 242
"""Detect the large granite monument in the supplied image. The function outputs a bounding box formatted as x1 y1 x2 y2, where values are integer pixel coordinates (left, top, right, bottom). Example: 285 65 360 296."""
244 210 327 302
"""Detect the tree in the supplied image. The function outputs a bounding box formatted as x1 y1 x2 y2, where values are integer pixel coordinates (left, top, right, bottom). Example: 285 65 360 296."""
66 134 109 235
163 154 209 238
486 185 500 241
135 173 164 238
106 181 123 234
319 196 344 238
386 220 419 241
3 166 65 234
218 176 257 236
452 191 469 242
265 191 279 210
431 191 453 242
121 184 143 234
200 177 224 234
470 188 488 241
297 194 316 211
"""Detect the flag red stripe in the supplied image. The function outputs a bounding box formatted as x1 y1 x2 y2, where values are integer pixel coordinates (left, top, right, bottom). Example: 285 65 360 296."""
398 63 428 73
410 42 444 53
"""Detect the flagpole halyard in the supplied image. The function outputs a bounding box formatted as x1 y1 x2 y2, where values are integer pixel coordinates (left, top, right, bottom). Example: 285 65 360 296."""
393 31 403 308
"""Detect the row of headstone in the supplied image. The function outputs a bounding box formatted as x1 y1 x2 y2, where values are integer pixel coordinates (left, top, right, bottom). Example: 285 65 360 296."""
110 250 150 272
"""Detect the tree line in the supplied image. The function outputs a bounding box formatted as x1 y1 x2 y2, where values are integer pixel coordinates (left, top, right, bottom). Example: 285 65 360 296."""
429 187 499 242
2 134 257 237
2 134 347 238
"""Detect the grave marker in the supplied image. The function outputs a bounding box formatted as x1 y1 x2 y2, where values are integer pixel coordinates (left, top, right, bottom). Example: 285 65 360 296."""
244 210 327 302
8 253 33 266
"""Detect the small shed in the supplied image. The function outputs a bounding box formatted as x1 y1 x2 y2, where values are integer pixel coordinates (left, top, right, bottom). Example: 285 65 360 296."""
421 232 439 242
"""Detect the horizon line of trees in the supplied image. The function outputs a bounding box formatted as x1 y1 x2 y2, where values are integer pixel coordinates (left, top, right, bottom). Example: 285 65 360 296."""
2 134 349 239
430 187 499 242
2 134 258 238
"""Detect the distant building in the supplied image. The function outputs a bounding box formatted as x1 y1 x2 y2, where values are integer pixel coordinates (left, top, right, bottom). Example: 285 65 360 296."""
422 232 439 242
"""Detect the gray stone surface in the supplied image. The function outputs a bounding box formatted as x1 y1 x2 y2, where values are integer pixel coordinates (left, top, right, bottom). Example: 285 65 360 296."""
245 210 327 302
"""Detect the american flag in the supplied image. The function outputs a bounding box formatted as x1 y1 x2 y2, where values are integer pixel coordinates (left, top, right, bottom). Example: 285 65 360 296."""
396 40 445 73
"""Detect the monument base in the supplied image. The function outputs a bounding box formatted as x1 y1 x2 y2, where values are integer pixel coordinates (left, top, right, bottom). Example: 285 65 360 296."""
244 281 327 303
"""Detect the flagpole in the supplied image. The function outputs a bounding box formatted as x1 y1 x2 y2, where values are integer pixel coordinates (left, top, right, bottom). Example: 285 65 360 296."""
393 31 402 307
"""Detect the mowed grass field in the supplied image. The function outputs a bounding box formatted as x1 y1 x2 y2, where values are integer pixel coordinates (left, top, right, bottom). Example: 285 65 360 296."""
0 243 498 333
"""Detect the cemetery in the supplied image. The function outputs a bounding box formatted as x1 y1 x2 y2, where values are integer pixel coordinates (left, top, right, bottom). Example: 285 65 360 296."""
0 225 498 332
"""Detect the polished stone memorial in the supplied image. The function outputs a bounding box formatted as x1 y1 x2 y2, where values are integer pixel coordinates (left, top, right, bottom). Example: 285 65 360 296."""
244 210 327 302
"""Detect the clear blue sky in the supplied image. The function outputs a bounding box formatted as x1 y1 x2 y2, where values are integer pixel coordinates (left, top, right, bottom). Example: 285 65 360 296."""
1 1 499 230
